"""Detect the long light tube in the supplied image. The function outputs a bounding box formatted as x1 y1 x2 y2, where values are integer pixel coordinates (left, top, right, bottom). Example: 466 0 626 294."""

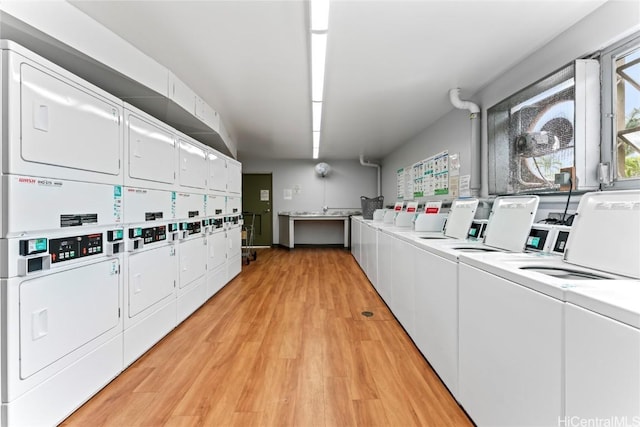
311 33 327 103
311 0 330 31
312 101 322 132
310 0 329 159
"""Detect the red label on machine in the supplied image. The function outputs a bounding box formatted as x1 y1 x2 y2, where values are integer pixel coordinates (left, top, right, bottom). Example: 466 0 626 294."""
425 207 439 214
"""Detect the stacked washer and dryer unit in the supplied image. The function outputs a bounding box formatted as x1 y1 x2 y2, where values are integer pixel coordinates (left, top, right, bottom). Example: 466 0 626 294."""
0 41 242 425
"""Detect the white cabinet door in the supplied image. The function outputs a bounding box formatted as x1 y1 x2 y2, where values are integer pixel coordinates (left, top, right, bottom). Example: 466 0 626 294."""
178 137 207 190
565 303 640 420
16 61 122 183
126 245 176 320
377 231 393 305
414 247 458 398
126 111 176 188
458 263 563 426
179 237 207 288
227 160 242 194
208 152 227 192
390 237 415 337
20 259 120 379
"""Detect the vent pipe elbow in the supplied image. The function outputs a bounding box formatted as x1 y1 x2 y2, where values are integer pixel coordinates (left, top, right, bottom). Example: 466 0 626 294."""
449 88 480 114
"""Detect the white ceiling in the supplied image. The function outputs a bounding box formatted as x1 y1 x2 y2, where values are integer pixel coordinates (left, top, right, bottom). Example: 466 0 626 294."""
69 0 606 161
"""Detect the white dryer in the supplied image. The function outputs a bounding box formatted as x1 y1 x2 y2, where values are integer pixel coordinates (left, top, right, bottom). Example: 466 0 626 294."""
0 226 124 426
175 191 207 323
207 150 228 194
122 187 179 367
177 133 208 191
123 103 177 192
205 193 228 299
226 195 243 281
1 41 123 185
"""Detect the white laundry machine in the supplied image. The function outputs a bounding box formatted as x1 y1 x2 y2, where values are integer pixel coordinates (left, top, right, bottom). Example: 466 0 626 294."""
207 150 228 194
403 195 539 402
1 41 123 186
456 190 640 426
175 191 208 323
205 193 228 299
0 225 124 426
1 175 123 238
124 103 177 192
178 133 208 191
564 281 640 422
226 195 243 281
122 187 179 367
414 198 479 240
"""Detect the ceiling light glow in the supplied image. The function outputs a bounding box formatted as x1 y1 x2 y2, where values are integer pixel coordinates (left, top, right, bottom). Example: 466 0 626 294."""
311 32 327 102
312 102 322 132
310 0 330 31
310 0 330 159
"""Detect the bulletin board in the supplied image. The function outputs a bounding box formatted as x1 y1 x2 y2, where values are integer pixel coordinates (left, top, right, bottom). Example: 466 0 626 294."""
397 150 451 199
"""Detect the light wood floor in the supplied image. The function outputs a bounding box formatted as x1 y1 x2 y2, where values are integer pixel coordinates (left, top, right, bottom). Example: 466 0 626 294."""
62 247 472 426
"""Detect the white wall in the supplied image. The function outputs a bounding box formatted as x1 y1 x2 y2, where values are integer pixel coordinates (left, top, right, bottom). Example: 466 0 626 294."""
382 108 471 205
381 0 640 205
240 158 377 244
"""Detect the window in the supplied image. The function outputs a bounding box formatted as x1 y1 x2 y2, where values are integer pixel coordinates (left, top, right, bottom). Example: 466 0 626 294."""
614 46 640 179
601 32 640 187
487 61 600 195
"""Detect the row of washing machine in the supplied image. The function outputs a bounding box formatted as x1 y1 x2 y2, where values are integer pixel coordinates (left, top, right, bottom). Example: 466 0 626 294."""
351 190 640 426
0 40 243 425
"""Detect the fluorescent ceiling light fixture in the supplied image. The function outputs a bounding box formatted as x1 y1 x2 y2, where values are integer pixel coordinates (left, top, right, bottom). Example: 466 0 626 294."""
313 145 320 159
311 33 327 102
310 0 330 31
313 131 320 148
312 102 323 132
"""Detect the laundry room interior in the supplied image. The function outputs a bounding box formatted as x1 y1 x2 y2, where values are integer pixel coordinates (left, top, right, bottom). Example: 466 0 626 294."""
0 1 638 426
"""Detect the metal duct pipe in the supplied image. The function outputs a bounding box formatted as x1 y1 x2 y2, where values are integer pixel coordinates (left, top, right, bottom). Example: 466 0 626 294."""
449 88 481 197
360 154 381 196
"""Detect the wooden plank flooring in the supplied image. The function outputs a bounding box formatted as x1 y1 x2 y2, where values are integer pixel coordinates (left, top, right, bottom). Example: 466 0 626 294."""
62 247 472 426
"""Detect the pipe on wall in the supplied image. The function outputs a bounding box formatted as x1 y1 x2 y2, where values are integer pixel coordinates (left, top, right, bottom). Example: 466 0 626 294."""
360 154 381 196
449 88 481 197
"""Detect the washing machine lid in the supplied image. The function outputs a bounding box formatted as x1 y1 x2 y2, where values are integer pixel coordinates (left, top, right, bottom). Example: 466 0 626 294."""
443 198 479 239
483 196 540 252
564 190 640 279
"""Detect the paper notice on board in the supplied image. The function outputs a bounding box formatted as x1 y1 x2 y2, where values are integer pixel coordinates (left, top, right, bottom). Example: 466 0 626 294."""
449 175 459 198
459 175 471 197
260 189 270 201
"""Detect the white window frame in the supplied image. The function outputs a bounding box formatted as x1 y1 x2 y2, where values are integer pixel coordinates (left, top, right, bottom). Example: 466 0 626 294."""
600 31 640 189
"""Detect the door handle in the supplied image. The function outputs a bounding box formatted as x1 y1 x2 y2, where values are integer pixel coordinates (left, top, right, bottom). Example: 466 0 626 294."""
264 209 271 213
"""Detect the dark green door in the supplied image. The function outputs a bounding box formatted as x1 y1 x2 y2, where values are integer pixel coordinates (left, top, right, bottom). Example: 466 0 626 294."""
242 173 273 246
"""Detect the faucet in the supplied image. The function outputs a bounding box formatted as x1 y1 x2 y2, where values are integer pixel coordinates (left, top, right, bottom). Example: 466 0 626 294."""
322 205 329 214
